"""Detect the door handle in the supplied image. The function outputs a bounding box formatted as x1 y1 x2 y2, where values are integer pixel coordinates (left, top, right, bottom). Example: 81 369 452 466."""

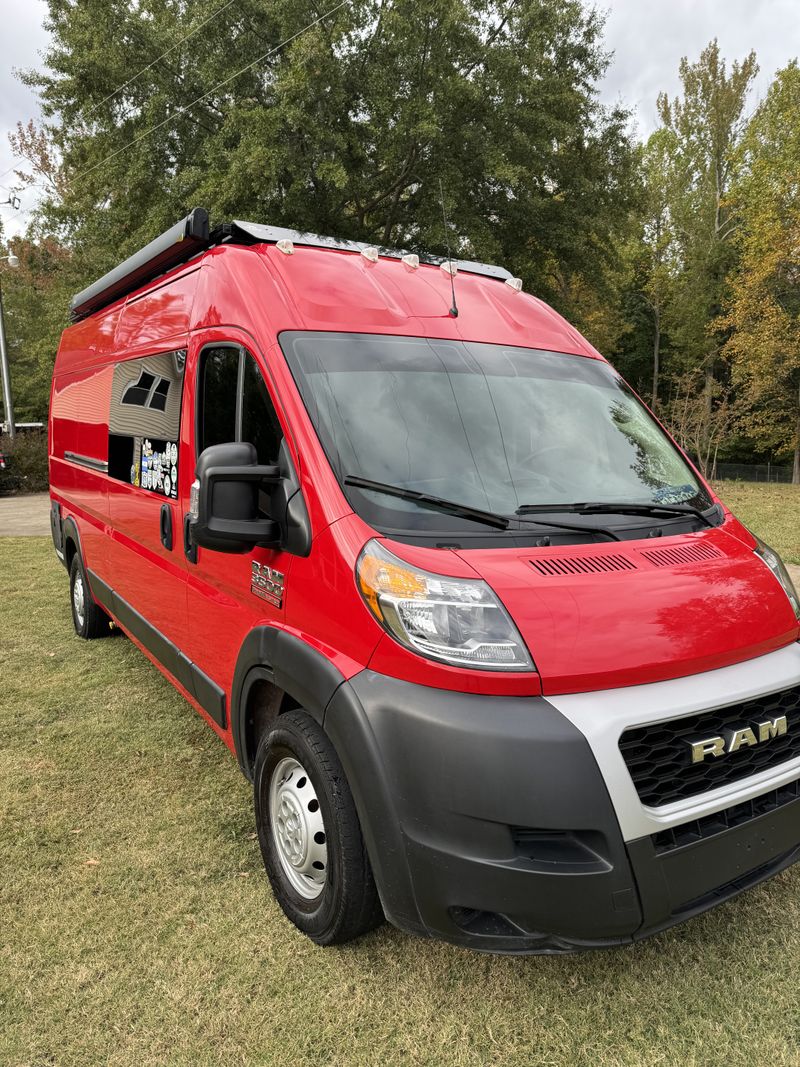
183 512 198 564
160 503 173 551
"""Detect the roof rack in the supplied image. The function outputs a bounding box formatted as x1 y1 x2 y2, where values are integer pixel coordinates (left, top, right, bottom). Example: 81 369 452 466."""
69 208 513 322
221 220 514 282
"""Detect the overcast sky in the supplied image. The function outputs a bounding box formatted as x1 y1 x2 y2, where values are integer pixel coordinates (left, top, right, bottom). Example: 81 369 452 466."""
1 0 799 239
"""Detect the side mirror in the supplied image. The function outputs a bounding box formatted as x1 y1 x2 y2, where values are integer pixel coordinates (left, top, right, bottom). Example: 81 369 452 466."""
189 442 281 553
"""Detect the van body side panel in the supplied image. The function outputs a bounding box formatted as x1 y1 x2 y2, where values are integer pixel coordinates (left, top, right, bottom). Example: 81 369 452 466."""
50 306 123 571
105 476 189 650
103 344 190 656
114 268 199 350
50 363 113 572
93 269 200 663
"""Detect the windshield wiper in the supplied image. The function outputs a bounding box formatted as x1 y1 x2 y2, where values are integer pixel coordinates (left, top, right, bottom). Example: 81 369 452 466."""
344 476 621 539
516 500 713 528
572 501 714 527
344 476 510 529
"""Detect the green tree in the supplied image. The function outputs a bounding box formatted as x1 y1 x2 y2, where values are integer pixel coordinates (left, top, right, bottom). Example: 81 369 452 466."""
723 63 800 484
656 40 757 381
631 128 678 407
16 0 635 332
1 235 73 422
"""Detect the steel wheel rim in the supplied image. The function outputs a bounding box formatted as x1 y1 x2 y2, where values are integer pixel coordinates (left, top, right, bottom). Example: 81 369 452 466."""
268 756 328 900
73 573 85 628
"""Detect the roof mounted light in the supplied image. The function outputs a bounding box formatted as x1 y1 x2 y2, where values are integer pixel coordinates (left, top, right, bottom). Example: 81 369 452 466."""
440 260 458 277
229 221 515 282
361 246 379 263
276 239 294 255
505 276 523 292
401 253 419 269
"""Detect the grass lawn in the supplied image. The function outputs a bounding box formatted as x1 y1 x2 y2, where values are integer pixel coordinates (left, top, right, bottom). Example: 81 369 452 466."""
2 498 800 1065
714 481 800 564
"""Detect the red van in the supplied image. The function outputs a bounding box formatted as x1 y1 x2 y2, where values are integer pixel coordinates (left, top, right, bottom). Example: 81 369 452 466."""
49 208 800 953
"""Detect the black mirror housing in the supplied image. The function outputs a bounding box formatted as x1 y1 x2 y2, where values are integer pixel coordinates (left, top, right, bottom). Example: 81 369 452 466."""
191 442 281 553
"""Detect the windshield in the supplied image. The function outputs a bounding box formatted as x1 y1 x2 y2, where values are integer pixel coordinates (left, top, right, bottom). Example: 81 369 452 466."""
280 332 712 532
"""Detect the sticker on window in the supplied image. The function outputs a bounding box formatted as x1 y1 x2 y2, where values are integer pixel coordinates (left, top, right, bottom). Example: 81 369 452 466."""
108 350 185 494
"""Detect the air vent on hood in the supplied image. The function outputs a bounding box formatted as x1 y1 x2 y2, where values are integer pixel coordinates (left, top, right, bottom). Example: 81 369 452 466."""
529 553 638 577
638 543 722 568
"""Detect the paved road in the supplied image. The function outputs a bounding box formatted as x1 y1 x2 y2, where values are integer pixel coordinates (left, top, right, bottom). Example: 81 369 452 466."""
0 492 51 536
1 491 799 588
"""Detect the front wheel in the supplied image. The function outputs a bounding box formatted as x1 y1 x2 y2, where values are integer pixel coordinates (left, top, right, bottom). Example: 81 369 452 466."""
254 709 383 945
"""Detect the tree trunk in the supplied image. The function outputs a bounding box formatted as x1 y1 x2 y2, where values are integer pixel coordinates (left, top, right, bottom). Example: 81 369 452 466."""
794 382 800 486
704 364 715 416
651 306 660 409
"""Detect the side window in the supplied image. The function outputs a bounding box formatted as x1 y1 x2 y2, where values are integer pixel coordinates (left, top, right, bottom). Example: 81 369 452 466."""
198 347 239 453
198 346 283 464
108 350 185 498
242 351 283 464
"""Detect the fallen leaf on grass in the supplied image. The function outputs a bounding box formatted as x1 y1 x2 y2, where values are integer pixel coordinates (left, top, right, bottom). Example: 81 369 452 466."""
84 858 100 867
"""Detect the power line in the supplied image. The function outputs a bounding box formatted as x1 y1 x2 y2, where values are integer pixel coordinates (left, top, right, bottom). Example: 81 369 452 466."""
0 177 57 227
83 0 238 120
0 162 23 185
0 0 239 188
0 153 48 186
69 1 349 185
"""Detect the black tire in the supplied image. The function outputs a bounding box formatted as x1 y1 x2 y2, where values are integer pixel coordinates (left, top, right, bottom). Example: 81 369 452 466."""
254 709 383 945
69 553 110 639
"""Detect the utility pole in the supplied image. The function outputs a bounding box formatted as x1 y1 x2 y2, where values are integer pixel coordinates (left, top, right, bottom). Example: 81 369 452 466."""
0 253 19 442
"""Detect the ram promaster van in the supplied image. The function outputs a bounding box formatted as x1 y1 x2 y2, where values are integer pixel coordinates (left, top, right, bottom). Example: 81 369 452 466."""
49 208 800 953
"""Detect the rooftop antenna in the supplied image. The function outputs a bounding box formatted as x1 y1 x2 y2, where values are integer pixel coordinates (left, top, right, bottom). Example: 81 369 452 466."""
439 178 459 318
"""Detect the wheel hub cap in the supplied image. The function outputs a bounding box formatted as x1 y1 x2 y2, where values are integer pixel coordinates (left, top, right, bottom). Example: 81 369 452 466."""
269 756 328 900
73 574 85 627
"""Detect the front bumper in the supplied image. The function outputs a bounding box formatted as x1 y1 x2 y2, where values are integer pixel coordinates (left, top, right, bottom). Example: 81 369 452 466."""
324 645 800 953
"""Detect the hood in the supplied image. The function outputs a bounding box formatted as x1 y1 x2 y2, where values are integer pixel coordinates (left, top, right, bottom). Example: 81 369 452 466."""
457 520 800 694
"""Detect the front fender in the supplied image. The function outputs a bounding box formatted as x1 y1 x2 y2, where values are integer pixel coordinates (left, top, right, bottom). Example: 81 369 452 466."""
231 626 348 778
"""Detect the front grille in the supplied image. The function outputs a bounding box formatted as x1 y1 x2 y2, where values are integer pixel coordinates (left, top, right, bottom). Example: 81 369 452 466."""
619 684 800 806
652 778 800 854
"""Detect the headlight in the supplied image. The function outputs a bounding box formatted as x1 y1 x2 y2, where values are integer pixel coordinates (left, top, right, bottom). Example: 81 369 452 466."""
753 535 800 620
357 540 534 671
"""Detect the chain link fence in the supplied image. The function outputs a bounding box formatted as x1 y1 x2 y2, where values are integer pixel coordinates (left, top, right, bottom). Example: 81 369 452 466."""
714 462 795 484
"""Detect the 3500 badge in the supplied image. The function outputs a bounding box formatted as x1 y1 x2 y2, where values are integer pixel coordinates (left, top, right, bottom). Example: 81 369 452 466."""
250 562 285 608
